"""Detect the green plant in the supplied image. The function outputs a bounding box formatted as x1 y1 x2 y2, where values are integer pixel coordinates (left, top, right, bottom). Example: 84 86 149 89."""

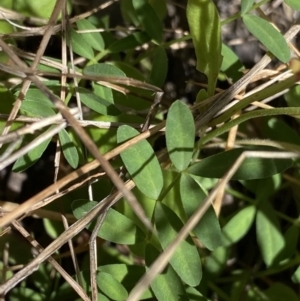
1 0 300 300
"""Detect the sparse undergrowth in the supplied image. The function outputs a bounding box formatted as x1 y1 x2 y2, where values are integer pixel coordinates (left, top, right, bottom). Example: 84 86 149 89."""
1 0 300 300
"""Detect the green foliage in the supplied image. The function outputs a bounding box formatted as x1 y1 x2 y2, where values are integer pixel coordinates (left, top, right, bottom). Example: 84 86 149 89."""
180 173 222 250
242 14 290 63
240 0 255 15
2 1 300 301
117 125 163 199
222 205 256 247
256 200 285 267
285 0 300 11
97 272 128 300
187 0 222 96
188 148 293 180
166 100 195 171
72 200 145 244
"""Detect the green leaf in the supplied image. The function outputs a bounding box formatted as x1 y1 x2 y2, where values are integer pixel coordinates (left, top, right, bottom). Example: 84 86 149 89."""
204 246 228 275
13 134 52 172
72 200 145 244
20 100 56 117
276 224 299 263
78 87 121 116
76 19 104 51
149 47 168 87
187 0 222 95
230 270 251 301
241 0 255 15
284 0 300 11
10 287 45 301
285 84 300 107
186 287 209 301
221 44 243 82
149 0 167 20
145 244 188 301
24 89 56 108
84 63 126 77
222 205 256 247
242 14 290 63
263 118 300 145
43 218 64 239
117 125 163 199
166 100 195 171
93 83 114 104
188 148 293 180
265 282 299 301
108 32 150 53
180 173 222 250
120 0 140 26
132 0 163 43
68 28 94 60
97 272 128 301
155 202 202 287
58 129 79 169
97 293 110 301
99 264 153 299
256 201 285 266
292 265 300 283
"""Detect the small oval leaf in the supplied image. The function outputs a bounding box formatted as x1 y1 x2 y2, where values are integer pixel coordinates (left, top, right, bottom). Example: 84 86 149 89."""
145 244 188 301
256 201 285 266
58 129 79 169
99 264 153 298
221 43 244 81
132 0 163 43
242 14 290 63
265 282 299 301
166 100 195 171
84 63 126 77
78 87 120 116
13 134 52 172
188 148 293 180
68 28 94 60
117 125 163 199
72 200 145 244
97 272 128 301
24 89 56 108
149 47 168 87
20 100 56 117
180 173 222 250
155 202 202 286
108 32 150 53
241 0 255 15
222 205 256 247
76 19 105 51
